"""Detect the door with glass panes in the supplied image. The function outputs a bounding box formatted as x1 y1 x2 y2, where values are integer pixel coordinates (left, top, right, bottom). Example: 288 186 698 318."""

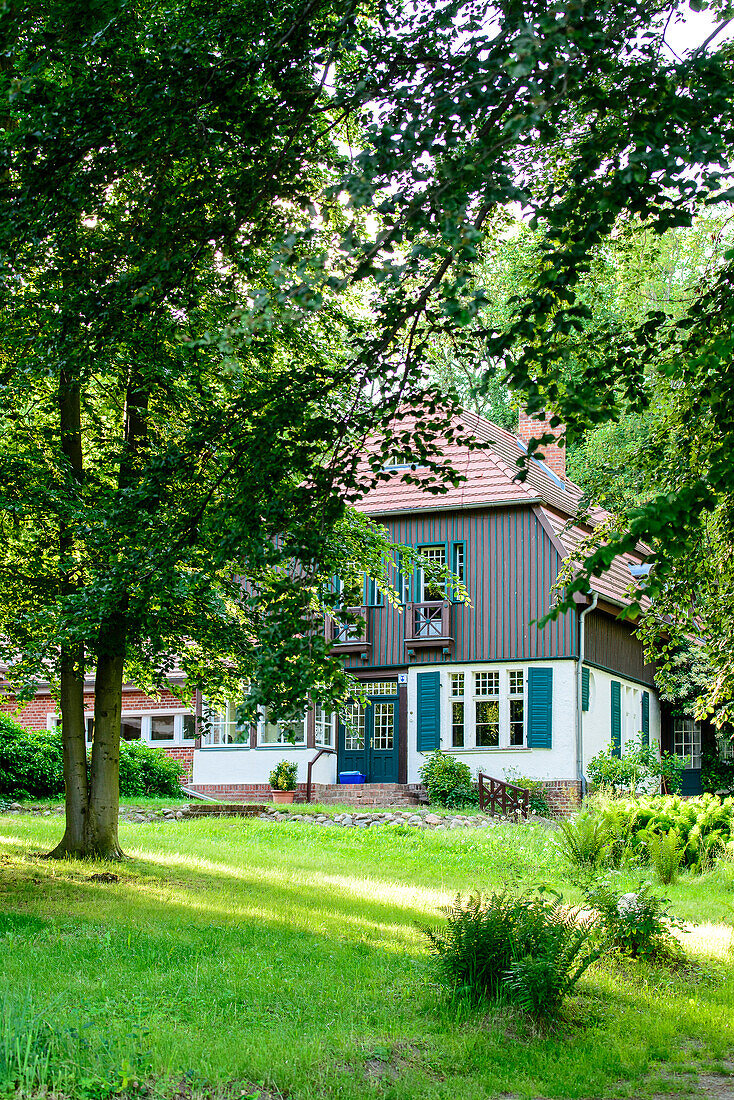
338 681 399 782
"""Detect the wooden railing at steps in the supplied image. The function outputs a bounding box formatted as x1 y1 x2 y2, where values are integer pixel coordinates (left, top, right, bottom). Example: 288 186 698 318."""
306 747 337 803
478 773 530 820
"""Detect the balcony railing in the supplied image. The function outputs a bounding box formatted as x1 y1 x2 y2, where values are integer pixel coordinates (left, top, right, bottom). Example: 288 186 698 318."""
326 606 371 657
404 600 452 653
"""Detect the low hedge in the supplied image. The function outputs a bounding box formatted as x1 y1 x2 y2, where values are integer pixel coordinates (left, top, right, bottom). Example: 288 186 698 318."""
0 716 184 799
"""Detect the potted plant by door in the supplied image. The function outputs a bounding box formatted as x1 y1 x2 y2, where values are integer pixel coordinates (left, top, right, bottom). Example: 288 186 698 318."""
269 760 298 804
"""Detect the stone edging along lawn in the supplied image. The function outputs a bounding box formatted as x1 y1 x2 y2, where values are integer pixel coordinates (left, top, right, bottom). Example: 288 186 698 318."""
1 802 555 830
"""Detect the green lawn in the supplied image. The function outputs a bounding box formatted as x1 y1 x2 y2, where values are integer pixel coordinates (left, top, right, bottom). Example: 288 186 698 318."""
0 813 732 1100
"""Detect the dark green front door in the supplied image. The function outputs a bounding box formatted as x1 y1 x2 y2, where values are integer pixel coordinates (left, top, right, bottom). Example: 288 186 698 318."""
338 683 399 783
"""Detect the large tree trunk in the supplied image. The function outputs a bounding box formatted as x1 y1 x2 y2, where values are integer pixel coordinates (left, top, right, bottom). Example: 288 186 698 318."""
48 368 92 858
86 642 125 860
48 645 89 857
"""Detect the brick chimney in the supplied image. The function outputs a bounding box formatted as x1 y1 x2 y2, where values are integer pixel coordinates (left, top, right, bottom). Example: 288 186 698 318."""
516 409 566 479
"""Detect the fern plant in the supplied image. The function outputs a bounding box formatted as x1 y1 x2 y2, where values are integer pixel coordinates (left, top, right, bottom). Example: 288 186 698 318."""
422 889 600 1015
554 813 610 875
647 829 684 885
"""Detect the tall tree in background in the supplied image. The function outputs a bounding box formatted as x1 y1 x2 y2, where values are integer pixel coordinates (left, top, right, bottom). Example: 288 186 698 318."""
2 0 733 856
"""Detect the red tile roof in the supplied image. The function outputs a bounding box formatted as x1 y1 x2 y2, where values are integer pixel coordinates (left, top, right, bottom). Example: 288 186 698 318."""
355 408 649 610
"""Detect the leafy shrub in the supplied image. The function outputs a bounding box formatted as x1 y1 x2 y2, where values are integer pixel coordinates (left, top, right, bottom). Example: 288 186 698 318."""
0 718 184 799
420 751 476 808
587 736 684 796
269 759 298 791
118 742 184 796
0 718 64 798
423 889 600 1015
504 768 551 816
648 829 684 885
555 812 610 873
584 881 683 959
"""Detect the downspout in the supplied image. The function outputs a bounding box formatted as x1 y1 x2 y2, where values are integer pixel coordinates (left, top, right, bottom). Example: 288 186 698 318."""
577 592 598 793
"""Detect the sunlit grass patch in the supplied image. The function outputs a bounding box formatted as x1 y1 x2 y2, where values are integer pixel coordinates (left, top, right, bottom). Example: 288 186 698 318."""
0 814 732 1099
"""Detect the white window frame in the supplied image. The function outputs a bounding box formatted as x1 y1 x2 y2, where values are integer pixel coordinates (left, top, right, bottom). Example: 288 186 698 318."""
417 544 446 602
258 708 307 747
314 706 336 748
47 709 195 745
440 667 528 751
673 717 702 769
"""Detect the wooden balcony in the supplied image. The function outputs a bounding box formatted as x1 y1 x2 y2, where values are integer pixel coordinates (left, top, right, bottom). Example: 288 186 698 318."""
404 600 453 655
326 606 371 658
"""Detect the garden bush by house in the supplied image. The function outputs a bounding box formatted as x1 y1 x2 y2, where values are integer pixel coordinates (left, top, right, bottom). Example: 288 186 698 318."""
587 737 684 795
420 751 478 809
0 719 184 799
423 888 600 1016
701 744 734 795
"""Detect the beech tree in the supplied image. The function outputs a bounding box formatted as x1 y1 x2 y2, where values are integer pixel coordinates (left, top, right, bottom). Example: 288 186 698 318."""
1 0 733 857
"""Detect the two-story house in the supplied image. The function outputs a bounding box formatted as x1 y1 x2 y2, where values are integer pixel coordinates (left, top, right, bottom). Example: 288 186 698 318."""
10 408 701 806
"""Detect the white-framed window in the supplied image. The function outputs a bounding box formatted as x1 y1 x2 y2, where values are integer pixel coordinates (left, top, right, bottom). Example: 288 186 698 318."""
418 544 446 602
440 668 527 751
48 710 196 745
203 700 250 746
365 680 398 696
450 673 465 748
673 717 701 769
718 734 734 761
314 706 335 747
342 703 365 751
260 710 306 746
508 670 525 747
474 671 500 747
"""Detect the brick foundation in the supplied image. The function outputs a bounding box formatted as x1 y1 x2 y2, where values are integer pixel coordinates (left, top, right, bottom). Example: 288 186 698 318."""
541 779 582 813
187 783 311 802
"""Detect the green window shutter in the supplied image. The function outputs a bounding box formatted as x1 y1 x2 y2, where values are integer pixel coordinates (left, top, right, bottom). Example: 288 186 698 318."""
527 668 553 748
581 667 590 712
611 680 621 757
416 671 441 752
641 691 650 747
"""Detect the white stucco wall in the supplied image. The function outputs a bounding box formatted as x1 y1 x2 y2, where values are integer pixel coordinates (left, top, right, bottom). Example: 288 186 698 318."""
407 659 578 785
580 665 661 774
192 745 337 786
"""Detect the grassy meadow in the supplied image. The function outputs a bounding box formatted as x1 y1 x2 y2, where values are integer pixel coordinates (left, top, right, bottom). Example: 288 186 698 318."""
0 810 732 1100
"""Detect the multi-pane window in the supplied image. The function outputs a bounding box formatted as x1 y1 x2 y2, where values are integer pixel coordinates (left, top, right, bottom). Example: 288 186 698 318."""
508 670 525 746
440 669 527 751
182 714 196 741
342 703 365 751
204 701 251 746
452 542 465 586
314 707 335 747
366 681 398 696
63 711 197 745
450 673 465 748
372 702 394 750
260 711 305 745
474 671 500 747
418 545 446 601
673 717 701 769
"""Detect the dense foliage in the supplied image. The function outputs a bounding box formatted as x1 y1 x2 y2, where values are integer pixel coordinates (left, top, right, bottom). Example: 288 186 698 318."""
587 738 684 795
420 752 477 809
0 720 183 799
423 889 600 1015
559 794 734 875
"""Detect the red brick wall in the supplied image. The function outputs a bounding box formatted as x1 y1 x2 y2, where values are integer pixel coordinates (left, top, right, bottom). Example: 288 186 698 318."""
188 783 308 803
541 779 581 813
516 410 566 479
162 747 194 782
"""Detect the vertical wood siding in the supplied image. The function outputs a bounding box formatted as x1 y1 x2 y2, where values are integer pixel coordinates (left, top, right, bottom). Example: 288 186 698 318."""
585 610 655 685
344 506 575 670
